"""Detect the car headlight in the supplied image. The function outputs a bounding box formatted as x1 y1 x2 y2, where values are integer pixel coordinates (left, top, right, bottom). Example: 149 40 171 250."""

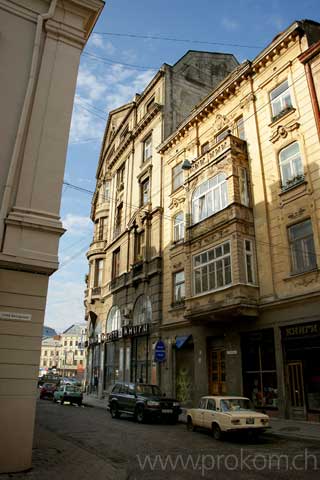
147 400 160 407
231 418 241 425
173 402 180 407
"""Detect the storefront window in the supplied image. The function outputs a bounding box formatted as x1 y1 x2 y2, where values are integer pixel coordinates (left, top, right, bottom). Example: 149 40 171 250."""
241 329 278 408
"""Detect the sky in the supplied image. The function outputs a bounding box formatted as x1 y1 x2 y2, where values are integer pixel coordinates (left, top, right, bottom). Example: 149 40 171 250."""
44 0 320 332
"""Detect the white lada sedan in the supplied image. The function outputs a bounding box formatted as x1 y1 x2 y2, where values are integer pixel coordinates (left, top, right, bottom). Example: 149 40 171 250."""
186 396 270 440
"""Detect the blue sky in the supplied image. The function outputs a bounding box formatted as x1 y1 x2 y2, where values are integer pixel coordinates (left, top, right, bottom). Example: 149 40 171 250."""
44 0 320 332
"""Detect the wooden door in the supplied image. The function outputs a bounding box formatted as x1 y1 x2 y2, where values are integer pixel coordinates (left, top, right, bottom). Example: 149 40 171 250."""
287 361 306 419
208 349 227 395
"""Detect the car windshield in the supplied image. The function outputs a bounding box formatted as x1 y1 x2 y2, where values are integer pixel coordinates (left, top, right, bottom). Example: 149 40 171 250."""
220 398 252 412
136 385 162 397
43 383 54 388
66 386 80 392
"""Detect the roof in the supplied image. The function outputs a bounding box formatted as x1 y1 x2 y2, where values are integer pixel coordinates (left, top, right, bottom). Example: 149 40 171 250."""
62 324 87 336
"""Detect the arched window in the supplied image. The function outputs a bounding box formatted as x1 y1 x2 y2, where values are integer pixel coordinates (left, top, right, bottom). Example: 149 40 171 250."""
279 142 303 188
173 212 184 242
192 173 228 224
106 306 122 333
133 295 152 325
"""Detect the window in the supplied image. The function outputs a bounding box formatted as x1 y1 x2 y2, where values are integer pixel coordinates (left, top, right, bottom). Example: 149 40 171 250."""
117 164 125 190
135 230 145 262
270 80 292 119
51 351 54 356
288 220 316 274
279 142 304 188
104 181 110 201
215 128 229 143
43 360 47 366
114 203 123 236
201 141 210 155
192 173 228 224
96 218 105 241
143 134 152 162
172 162 183 191
207 399 216 411
239 167 249 206
112 248 120 279
173 212 184 242
193 241 232 295
94 259 103 287
44 350 48 357
69 341 73 346
107 306 122 333
245 240 255 284
75 350 78 356
173 271 185 303
235 116 245 140
64 341 67 346
133 295 152 325
146 97 155 112
140 178 150 206
80 360 83 365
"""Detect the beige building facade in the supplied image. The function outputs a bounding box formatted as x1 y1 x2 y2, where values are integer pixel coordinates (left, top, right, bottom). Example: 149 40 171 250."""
39 336 61 373
0 0 103 472
159 20 320 422
58 324 87 377
84 51 239 396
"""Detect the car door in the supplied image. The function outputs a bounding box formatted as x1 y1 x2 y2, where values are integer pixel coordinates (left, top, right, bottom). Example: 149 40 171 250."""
126 383 137 414
203 398 217 429
193 398 207 428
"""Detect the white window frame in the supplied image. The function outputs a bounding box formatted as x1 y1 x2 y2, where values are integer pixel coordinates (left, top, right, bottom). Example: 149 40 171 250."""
192 173 228 224
279 142 304 188
193 241 232 295
143 134 152 162
173 212 184 242
239 167 249 206
270 80 292 119
288 219 317 274
244 239 255 284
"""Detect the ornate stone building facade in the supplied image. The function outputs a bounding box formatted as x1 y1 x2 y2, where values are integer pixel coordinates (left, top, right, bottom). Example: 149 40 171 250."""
84 51 239 396
158 20 320 422
0 0 103 472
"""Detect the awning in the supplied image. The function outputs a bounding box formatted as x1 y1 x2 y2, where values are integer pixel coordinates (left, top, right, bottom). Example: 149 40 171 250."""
175 335 191 349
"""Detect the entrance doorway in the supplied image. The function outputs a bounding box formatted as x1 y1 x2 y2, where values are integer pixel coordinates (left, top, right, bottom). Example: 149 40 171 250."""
208 349 226 395
287 361 306 418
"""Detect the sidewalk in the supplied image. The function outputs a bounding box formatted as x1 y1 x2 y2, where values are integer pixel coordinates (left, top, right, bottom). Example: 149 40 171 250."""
83 395 320 442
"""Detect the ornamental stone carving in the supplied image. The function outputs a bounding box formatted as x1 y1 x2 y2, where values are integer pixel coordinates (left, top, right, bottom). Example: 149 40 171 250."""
270 122 300 143
213 114 229 133
168 197 186 210
288 207 306 220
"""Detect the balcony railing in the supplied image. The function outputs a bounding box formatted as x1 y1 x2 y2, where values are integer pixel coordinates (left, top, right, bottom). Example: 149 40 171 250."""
91 286 101 297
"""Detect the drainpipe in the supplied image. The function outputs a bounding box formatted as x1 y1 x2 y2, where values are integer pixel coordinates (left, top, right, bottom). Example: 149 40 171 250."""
0 0 58 247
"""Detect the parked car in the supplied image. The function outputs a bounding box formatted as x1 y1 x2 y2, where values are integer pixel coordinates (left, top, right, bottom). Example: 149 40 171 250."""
53 385 83 406
187 396 270 440
39 382 57 400
108 382 181 423
38 375 61 387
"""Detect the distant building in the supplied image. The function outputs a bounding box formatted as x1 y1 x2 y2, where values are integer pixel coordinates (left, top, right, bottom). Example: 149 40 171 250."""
58 324 87 378
42 326 57 338
39 336 61 374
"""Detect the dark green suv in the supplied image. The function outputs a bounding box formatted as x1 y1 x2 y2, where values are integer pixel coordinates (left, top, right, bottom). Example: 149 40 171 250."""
108 383 181 424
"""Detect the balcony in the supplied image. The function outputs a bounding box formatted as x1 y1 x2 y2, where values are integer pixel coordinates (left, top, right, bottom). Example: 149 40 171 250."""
184 284 259 322
87 239 105 258
91 286 101 298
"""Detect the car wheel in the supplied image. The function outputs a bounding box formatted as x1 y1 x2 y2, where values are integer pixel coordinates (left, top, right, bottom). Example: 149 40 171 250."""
187 416 196 432
110 404 120 419
136 405 145 423
212 423 222 441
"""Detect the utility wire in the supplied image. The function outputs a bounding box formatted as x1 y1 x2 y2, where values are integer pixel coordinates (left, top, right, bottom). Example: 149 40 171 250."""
91 31 263 50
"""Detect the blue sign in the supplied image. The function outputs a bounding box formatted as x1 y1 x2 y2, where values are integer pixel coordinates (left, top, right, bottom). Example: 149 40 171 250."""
154 340 166 362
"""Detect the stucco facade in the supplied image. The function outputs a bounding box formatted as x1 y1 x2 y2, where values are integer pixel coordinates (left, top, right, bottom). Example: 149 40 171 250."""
158 20 320 421
0 0 103 472
84 51 239 397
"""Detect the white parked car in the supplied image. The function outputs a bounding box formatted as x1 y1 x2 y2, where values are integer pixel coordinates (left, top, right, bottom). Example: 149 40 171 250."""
187 396 270 440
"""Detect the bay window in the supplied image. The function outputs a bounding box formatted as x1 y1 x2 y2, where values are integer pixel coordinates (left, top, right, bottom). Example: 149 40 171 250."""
192 173 228 224
193 241 232 295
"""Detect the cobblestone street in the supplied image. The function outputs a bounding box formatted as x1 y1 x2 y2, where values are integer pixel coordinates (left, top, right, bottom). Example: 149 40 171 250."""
1 400 320 479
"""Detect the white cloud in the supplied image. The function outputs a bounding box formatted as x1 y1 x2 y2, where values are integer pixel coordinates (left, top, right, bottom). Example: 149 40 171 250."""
221 18 239 31
86 35 116 54
63 214 92 234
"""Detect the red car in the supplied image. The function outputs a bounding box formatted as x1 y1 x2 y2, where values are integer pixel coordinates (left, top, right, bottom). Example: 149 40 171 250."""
40 382 57 400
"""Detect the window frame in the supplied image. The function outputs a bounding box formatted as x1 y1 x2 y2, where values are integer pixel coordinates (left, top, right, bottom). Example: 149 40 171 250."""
173 211 184 242
140 177 150 206
270 79 293 120
288 219 317 274
215 128 229 143
193 241 232 296
112 248 120 280
192 173 228 224
117 163 125 190
235 115 245 140
244 239 255 284
173 270 185 304
143 134 152 163
279 142 304 189
172 162 183 191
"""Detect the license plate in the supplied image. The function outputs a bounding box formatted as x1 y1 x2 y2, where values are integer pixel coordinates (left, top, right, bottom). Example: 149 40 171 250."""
162 409 173 414
246 418 254 424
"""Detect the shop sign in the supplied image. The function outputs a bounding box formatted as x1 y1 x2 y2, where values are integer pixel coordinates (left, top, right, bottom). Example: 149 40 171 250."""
283 322 319 338
122 323 149 337
105 330 119 343
226 350 238 355
154 340 166 362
